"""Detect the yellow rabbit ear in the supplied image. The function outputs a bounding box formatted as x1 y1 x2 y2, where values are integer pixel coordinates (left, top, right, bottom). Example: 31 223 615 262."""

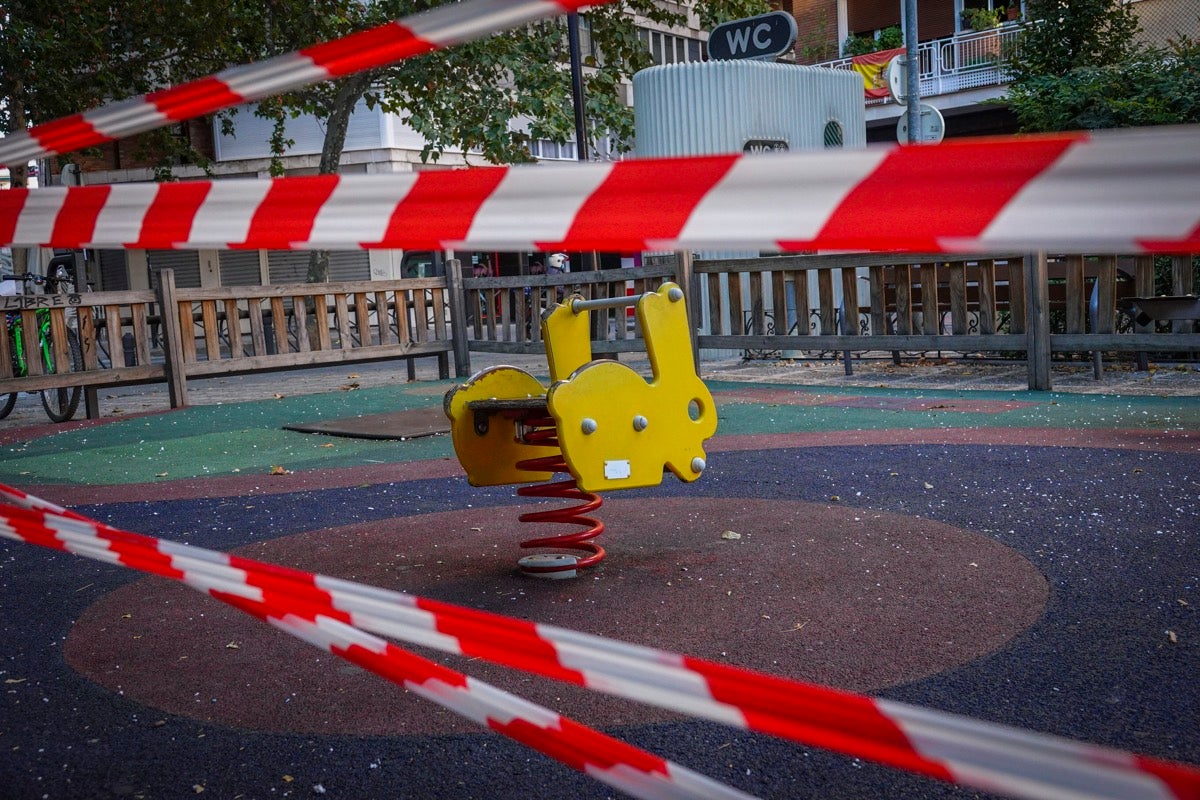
541 297 594 383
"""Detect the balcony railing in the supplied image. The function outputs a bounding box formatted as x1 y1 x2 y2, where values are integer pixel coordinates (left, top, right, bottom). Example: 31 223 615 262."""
816 23 1025 105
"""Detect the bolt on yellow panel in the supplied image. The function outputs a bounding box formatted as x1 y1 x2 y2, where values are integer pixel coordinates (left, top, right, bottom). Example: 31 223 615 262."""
443 366 555 486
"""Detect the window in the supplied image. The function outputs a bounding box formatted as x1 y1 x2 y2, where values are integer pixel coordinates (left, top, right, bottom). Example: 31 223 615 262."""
638 28 706 67
958 0 1018 31
530 139 578 161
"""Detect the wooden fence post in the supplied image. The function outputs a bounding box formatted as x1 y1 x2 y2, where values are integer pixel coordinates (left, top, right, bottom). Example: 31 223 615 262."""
444 257 471 378
155 269 190 408
1024 252 1052 390
674 251 699 368
1172 255 1191 334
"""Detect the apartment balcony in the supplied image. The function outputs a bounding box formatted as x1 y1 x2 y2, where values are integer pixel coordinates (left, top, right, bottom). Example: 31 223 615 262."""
815 24 1025 132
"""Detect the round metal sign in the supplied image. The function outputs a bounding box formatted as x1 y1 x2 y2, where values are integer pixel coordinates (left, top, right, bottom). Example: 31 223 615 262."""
896 103 946 144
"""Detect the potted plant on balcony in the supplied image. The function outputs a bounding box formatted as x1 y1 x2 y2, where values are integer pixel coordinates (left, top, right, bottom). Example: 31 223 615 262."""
962 7 1002 31
960 7 1004 65
1006 2 1022 22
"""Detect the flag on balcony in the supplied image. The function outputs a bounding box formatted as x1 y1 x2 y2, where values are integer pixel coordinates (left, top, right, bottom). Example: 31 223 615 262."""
851 47 905 99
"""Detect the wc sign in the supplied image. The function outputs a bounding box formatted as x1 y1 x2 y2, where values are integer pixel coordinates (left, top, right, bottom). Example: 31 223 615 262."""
708 11 798 61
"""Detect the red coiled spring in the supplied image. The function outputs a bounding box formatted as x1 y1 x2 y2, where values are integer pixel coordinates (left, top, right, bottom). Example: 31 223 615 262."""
513 413 606 576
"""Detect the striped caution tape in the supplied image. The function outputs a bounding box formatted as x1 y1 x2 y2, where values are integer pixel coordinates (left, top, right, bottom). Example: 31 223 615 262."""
0 485 755 800
0 0 603 168
2 126 1197 255
1 483 1197 800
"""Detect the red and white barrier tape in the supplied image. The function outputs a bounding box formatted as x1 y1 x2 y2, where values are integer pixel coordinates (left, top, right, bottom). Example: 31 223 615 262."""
2 126 1197 255
0 486 755 800
0 0 604 168
1 483 1197 800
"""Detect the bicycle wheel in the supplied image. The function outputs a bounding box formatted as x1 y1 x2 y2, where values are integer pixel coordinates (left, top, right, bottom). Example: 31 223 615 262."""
0 392 16 419
40 329 83 423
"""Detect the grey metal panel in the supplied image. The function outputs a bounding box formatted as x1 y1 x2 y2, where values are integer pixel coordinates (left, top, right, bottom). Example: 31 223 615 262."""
632 61 865 157
267 250 309 285
219 250 263 286
149 250 201 288
97 249 129 291
262 250 370 284
329 250 371 283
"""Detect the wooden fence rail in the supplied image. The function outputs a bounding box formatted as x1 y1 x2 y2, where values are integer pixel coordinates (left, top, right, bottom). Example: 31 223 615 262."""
459 264 678 356
1 271 456 417
692 252 1199 387
3 253 1197 419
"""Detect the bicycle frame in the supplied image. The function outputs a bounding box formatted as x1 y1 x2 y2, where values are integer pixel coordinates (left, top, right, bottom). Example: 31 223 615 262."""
3 269 84 422
5 309 56 379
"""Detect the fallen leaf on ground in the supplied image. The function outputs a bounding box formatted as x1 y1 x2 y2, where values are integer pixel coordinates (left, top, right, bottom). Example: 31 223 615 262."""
269 465 293 476
720 530 741 540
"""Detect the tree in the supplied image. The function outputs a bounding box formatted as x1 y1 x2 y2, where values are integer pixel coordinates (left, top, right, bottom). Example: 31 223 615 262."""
1006 35 1200 132
224 0 768 282
0 0 269 185
1004 0 1200 132
1006 0 1141 83
4 0 769 281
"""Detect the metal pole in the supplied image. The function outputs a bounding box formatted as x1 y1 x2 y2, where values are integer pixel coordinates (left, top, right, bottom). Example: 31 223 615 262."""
566 13 597 274
903 0 921 143
567 13 589 161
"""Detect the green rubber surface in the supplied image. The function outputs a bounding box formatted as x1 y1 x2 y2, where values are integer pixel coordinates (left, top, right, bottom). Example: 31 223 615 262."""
2 378 1197 486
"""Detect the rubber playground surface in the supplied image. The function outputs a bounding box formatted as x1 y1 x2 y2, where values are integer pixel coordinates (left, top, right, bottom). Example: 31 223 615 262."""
0 364 1197 799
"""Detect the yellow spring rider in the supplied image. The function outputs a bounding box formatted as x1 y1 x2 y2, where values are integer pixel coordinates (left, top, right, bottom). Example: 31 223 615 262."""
444 282 717 577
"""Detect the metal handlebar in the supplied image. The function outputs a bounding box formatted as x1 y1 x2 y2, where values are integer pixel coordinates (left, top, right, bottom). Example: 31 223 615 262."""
2 272 76 292
568 286 684 315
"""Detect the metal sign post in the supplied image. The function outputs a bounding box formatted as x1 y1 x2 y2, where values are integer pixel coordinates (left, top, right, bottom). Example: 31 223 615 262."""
903 0 921 143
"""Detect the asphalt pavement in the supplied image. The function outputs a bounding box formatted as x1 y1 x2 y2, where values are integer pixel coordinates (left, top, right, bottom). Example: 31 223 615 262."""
0 350 1197 800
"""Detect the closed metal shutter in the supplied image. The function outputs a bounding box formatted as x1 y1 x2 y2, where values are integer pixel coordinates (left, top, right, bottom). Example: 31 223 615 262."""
267 250 309 285
266 250 370 284
149 250 201 288
329 250 371 283
848 0 896 34
220 250 263 286
97 249 129 291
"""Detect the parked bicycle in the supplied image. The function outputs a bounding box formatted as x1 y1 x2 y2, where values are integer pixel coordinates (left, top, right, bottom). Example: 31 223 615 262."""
1 267 84 422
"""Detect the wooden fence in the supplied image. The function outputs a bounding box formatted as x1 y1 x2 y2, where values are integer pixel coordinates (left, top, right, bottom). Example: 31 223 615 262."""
690 251 1198 388
1 270 455 417
3 253 1197 419
460 263 679 356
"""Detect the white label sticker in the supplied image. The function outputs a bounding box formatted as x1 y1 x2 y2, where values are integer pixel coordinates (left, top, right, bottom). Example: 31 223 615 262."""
604 460 632 480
